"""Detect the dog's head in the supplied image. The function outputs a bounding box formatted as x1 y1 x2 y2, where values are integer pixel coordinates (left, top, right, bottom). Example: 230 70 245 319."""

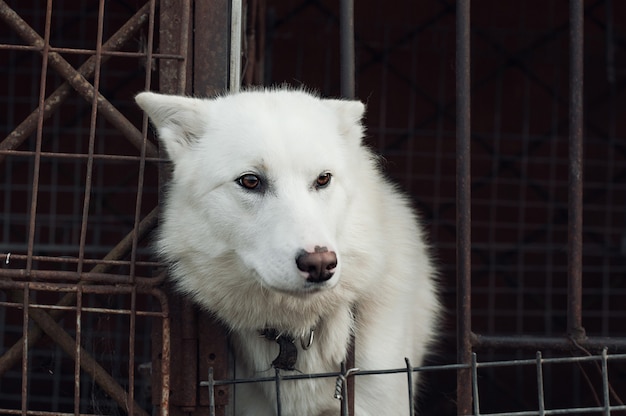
136 89 366 298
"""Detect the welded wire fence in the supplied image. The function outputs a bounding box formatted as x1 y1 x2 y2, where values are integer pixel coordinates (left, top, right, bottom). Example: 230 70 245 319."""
0 0 171 414
201 350 626 416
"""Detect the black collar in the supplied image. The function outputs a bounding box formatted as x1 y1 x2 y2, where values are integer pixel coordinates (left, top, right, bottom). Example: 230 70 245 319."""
260 327 315 371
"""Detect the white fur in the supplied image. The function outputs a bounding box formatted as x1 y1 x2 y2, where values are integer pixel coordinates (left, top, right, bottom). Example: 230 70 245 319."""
136 88 440 415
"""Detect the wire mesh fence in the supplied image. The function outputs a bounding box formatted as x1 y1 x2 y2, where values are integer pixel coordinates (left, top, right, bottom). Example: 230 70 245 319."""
200 349 626 416
0 0 170 414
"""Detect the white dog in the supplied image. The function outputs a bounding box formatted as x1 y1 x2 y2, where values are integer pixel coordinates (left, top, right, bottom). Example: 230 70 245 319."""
136 88 440 415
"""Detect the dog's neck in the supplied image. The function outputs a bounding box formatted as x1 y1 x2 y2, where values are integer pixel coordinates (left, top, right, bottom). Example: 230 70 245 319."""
255 303 356 372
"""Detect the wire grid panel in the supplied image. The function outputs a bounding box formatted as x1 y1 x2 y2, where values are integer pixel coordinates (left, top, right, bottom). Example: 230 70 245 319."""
470 350 626 416
201 350 626 416
0 0 176 414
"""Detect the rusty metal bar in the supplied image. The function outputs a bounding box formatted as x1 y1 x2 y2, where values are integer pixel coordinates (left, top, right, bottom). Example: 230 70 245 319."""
567 0 586 342
0 44 181 59
0 2 152 162
0 0 158 159
128 287 138 416
74 0 99 412
77 0 106 277
0 410 141 416
0 253 159 268
158 0 192 95
455 0 472 414
0 268 161 284
73 284 83 415
177 0 192 93
178 0 232 413
179 298 198 411
128 3 156 413
1 284 167 313
0 300 167 318
21 285 30 415
339 0 355 99
472 334 626 352
154 2 191 415
193 0 230 96
0 150 163 163
24 0 53 275
0 206 160 285
208 367 216 416
160 307 172 416
131 0 157 284
0 267 159 283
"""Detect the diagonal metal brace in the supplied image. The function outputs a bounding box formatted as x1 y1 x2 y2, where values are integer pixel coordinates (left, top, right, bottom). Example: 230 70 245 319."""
0 0 159 159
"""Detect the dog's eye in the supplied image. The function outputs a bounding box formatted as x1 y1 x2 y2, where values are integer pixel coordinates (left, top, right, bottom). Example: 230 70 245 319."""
237 174 261 190
315 172 332 189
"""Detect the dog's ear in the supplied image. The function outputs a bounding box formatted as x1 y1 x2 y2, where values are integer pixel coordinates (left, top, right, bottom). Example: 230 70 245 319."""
324 99 365 142
135 92 206 161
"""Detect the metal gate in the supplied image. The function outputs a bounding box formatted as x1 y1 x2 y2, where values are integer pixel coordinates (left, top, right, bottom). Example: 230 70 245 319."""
0 1 172 414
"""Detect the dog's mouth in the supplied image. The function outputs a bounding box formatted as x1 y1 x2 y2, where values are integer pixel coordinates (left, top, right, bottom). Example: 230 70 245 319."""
265 280 333 297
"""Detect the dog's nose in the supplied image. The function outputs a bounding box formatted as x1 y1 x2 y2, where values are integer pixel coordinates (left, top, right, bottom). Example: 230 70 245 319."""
296 246 337 283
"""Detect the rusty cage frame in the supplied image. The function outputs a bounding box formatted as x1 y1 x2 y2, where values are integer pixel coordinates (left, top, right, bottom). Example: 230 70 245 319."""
0 0 625 415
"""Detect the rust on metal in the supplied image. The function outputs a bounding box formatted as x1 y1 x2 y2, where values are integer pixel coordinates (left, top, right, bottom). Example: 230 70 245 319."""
0 0 153 163
193 0 230 96
0 207 160 284
473 333 626 352
3 284 171 414
0 205 162 414
76 0 106 279
23 0 52 275
160 306 172 416
130 0 157 286
21 285 29 413
8 286 150 416
0 1 176 414
158 0 192 94
199 313 231 410
181 298 199 410
157 0 234 414
73 285 83 415
0 0 158 159
153 1 194 414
